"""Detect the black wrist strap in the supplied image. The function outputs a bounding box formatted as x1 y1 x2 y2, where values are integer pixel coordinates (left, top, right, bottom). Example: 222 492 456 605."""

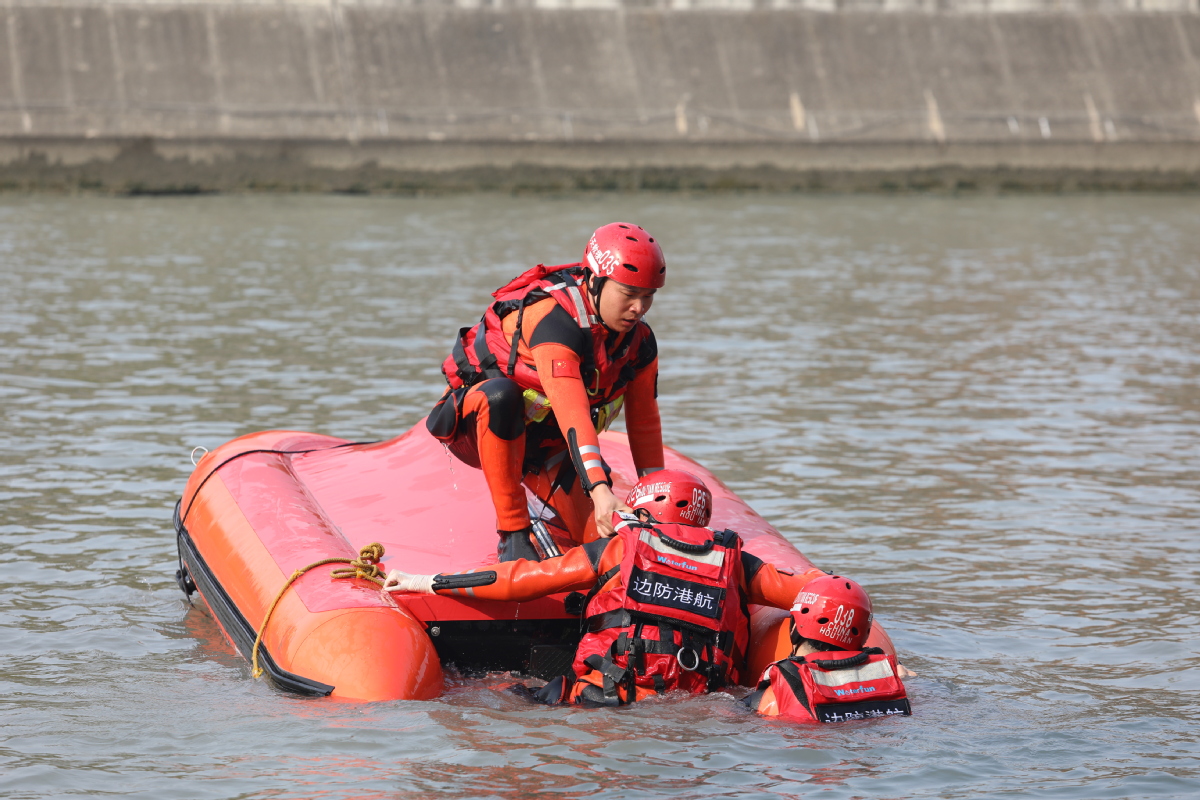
567 427 611 496
432 571 498 591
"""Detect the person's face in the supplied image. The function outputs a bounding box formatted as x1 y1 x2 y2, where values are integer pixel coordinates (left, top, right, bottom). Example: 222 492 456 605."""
598 280 656 333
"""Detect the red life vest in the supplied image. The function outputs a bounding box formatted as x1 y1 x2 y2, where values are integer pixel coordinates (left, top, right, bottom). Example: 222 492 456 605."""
441 263 649 412
756 649 911 723
572 520 750 703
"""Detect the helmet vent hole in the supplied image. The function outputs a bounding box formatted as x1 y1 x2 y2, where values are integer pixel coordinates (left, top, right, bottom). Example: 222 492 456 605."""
675 500 688 507
851 627 859 635
624 263 639 272
648 238 654 243
626 236 638 242
800 608 809 614
654 494 667 502
618 224 630 229
845 582 852 590
817 617 829 624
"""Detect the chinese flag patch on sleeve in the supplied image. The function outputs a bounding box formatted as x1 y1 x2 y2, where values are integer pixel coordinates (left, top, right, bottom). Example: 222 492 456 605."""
552 359 581 378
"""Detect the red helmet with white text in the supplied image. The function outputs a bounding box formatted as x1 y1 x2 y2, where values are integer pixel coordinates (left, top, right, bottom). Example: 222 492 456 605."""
791 575 873 651
625 469 712 527
583 222 666 289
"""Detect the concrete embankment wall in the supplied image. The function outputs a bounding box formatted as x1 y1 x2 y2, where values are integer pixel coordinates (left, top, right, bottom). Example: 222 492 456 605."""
3 1 1200 192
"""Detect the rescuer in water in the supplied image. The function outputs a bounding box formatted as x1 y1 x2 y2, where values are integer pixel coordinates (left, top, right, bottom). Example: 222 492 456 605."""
744 575 916 722
383 470 862 707
426 222 667 561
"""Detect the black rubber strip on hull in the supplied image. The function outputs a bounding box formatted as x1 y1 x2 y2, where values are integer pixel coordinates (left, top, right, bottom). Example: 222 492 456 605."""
173 499 335 697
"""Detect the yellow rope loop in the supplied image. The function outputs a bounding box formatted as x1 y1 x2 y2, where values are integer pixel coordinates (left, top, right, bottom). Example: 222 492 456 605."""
329 542 386 586
249 543 386 680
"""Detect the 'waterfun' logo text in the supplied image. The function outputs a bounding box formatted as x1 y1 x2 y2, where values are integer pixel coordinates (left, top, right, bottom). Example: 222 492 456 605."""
833 686 876 697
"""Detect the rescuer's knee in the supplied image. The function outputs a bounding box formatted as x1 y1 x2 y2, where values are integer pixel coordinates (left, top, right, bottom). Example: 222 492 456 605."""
479 378 525 441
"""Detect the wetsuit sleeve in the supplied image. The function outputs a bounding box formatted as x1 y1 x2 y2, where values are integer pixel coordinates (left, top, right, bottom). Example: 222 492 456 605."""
623 354 664 477
744 562 829 609
431 544 600 601
529 342 610 490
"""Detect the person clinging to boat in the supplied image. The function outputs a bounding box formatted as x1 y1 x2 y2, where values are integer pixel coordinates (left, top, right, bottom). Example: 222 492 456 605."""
426 222 667 562
743 575 916 722
383 470 911 715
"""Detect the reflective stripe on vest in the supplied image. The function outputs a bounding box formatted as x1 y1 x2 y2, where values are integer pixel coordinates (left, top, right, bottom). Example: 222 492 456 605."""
544 281 599 328
763 650 912 723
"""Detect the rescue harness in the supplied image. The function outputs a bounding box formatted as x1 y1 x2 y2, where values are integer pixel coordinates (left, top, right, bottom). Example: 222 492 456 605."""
572 519 750 705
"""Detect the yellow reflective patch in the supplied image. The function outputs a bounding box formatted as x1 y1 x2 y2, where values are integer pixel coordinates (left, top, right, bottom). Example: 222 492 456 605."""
593 396 625 433
523 389 552 424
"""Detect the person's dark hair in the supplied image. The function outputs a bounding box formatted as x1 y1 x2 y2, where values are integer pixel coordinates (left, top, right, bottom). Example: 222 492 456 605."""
789 621 843 652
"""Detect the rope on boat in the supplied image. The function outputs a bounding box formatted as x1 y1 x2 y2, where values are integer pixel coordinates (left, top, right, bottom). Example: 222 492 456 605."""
250 542 388 679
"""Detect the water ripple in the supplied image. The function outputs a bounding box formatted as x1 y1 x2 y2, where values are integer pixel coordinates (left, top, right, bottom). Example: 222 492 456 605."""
2 194 1199 799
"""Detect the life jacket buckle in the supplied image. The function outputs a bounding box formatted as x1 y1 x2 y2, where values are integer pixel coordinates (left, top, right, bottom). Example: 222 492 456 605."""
676 646 701 672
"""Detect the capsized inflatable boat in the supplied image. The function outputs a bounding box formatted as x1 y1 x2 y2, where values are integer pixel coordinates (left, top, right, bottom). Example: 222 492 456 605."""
173 422 896 701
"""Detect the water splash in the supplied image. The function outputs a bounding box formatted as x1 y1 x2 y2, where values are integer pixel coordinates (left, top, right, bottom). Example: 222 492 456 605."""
442 442 458 492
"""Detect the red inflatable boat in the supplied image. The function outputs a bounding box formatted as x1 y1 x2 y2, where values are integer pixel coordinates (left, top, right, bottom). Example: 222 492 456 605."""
173 422 896 701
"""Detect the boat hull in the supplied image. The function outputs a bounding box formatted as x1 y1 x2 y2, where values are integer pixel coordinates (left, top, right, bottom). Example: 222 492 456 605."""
175 423 894 701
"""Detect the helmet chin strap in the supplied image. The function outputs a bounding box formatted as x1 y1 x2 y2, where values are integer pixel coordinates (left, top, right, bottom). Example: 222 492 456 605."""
584 273 616 333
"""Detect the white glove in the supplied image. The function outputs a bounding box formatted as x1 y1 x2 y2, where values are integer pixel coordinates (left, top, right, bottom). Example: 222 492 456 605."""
382 569 435 594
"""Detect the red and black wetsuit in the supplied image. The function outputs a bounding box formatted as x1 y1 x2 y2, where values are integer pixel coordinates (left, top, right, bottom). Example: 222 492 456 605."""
430 263 663 543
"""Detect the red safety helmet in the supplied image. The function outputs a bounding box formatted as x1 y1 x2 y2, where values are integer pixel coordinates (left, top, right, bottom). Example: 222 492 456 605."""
791 575 873 651
583 222 666 290
625 469 712 527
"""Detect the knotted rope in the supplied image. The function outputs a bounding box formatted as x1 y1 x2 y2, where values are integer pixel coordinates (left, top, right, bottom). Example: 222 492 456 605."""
250 542 387 678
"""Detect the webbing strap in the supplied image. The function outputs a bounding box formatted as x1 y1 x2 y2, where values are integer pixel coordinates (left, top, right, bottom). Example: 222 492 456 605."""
450 326 477 385
711 529 741 549
505 298 528 377
579 567 622 635
564 284 595 328
585 605 628 633
774 658 813 713
609 628 721 682
584 654 629 703
472 316 503 380
545 271 597 328
549 269 599 378
612 635 681 658
621 609 722 640
628 622 646 674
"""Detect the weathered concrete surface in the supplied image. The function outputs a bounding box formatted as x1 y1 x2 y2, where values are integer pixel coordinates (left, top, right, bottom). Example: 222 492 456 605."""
5 137 1197 193
2 2 1199 191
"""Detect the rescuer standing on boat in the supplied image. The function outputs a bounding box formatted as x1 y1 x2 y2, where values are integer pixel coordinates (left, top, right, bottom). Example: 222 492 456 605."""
426 222 666 561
